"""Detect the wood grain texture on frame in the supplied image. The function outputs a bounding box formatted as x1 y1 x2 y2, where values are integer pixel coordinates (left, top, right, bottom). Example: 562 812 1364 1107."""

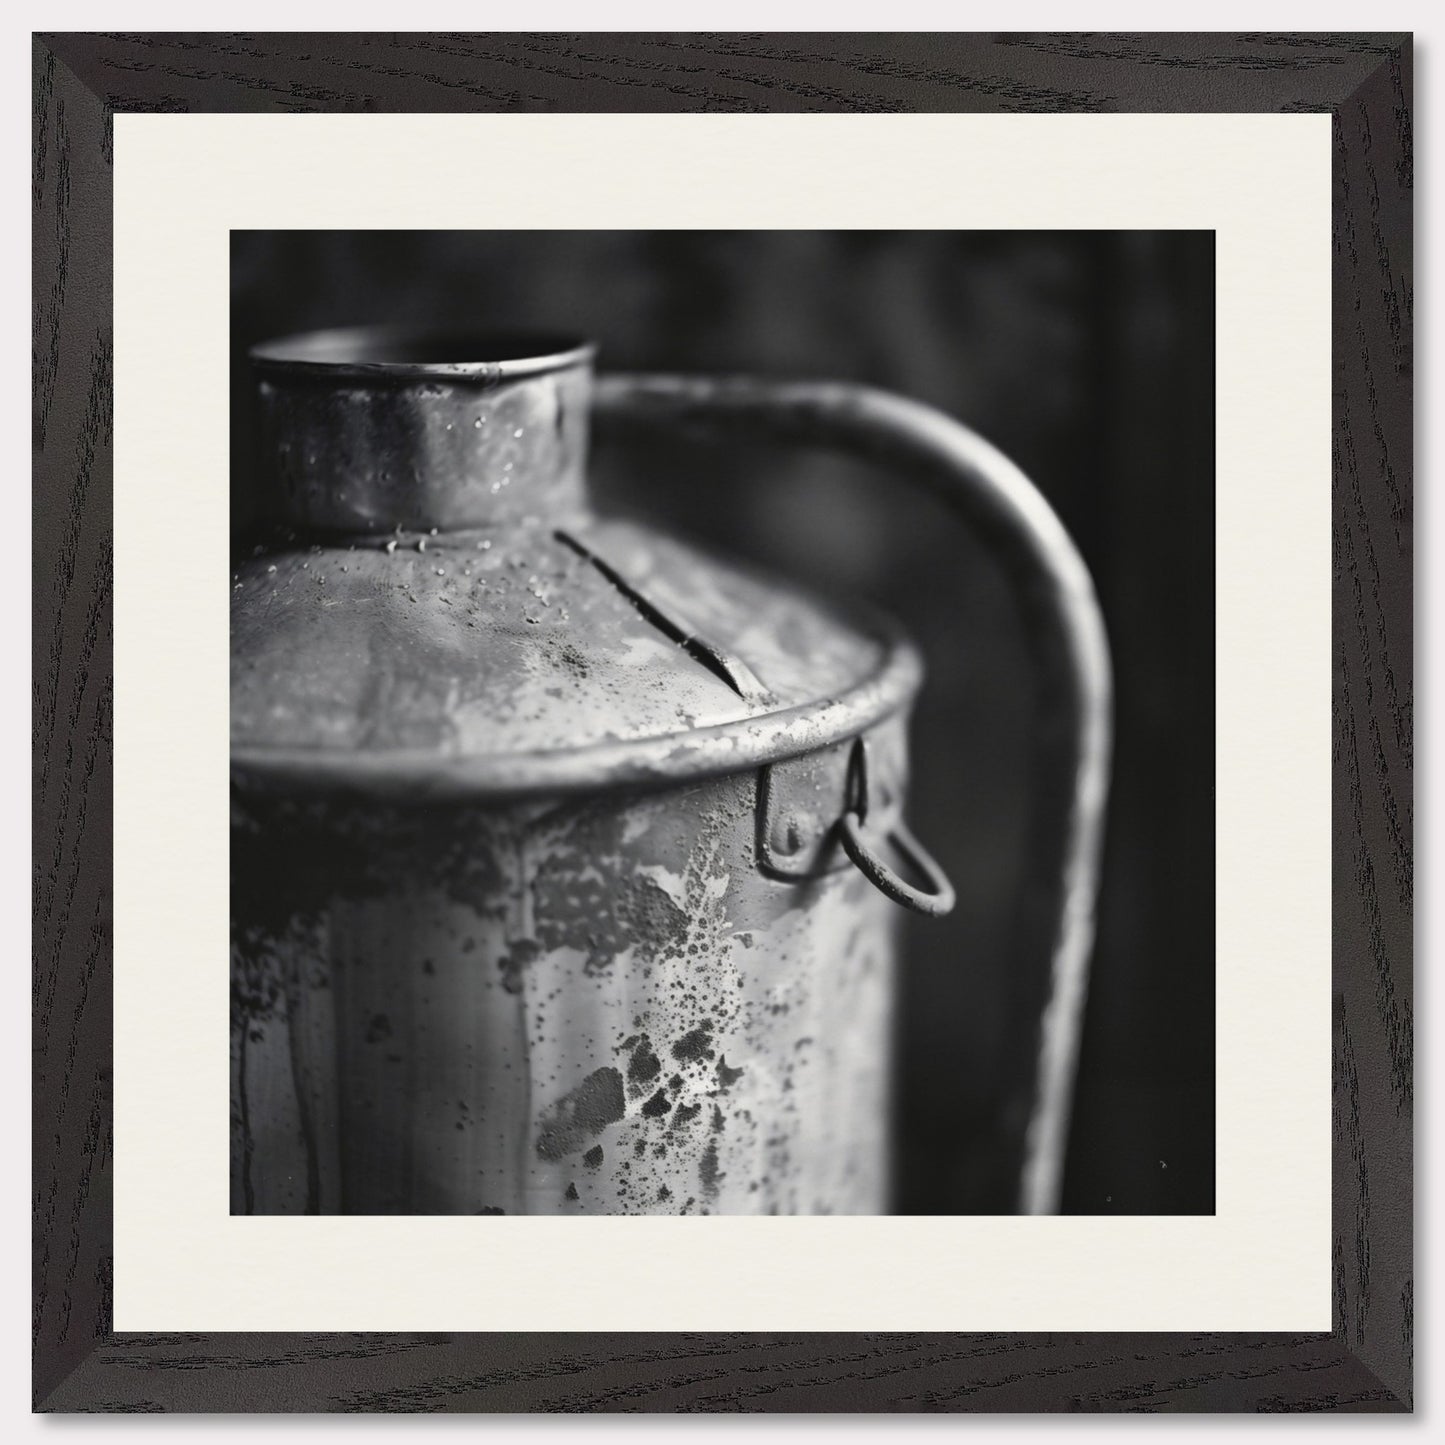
31 30 1412 1412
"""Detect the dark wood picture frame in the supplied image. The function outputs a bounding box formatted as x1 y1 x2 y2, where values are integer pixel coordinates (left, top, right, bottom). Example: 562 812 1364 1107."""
33 32 1412 1412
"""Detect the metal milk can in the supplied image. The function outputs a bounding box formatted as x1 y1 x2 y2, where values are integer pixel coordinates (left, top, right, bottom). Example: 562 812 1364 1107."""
231 328 1110 1217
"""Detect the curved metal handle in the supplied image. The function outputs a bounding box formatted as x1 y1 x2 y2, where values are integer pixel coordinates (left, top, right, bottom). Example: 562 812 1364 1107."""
838 733 956 918
592 373 1112 1217
840 814 956 919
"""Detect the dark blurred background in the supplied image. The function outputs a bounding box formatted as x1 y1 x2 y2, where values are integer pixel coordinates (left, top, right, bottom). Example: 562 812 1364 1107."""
231 231 1215 1215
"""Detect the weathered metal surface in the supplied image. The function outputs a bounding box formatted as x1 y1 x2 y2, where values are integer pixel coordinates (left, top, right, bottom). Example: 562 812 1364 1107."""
234 329 920 800
231 719 909 1215
231 329 934 1216
250 328 595 534
230 328 1104 1219
230 517 916 796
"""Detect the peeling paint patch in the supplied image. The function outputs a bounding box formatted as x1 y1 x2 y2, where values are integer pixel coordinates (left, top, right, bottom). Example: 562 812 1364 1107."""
535 1066 625 1160
625 1033 661 1089
672 1020 716 1063
700 1139 724 1200
716 1056 744 1090
498 937 543 995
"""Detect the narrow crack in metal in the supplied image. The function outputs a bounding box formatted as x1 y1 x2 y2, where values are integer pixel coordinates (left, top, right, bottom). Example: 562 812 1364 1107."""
554 528 770 704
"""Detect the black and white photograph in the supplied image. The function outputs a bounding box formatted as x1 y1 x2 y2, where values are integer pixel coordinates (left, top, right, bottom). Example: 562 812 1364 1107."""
229 229 1215 1218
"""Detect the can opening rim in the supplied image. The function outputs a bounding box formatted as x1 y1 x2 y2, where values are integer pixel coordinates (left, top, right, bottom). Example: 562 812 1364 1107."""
250 325 596 382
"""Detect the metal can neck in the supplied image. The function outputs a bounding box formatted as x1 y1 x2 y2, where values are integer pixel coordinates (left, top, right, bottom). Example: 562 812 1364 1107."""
250 327 596 535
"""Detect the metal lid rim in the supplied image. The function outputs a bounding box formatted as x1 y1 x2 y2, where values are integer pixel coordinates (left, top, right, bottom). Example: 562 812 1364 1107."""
230 635 923 804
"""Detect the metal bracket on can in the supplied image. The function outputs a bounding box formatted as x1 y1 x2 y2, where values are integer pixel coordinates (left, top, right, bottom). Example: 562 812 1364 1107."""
756 737 955 917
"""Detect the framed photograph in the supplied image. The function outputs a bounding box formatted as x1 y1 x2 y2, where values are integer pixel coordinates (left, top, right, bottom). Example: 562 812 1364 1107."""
33 32 1412 1412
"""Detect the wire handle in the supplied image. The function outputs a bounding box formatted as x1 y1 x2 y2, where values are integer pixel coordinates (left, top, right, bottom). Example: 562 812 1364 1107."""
836 735 956 917
840 814 956 919
593 373 1112 1216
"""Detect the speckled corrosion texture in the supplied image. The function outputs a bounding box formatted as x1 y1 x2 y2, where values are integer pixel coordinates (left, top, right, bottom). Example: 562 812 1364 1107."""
231 719 907 1215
